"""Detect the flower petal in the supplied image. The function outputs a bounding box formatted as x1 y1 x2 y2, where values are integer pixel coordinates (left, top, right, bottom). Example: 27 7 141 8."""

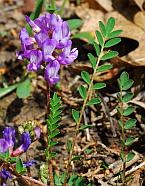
27 49 42 71
25 15 41 33
42 38 57 62
35 30 48 48
3 127 16 147
45 60 60 85
12 132 31 157
0 139 9 153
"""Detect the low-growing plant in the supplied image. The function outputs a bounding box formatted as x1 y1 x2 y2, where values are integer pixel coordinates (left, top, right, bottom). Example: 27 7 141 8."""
117 72 136 185
0 0 138 186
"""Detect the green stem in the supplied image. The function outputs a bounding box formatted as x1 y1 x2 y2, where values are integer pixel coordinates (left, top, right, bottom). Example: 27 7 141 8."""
63 43 105 186
46 83 54 186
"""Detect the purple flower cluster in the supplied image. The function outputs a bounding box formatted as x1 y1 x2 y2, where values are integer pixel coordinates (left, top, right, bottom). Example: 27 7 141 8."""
17 13 78 85
0 127 31 156
0 168 12 186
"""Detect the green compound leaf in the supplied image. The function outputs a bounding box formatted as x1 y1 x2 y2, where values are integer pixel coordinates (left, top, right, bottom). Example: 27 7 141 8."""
72 109 80 123
79 85 87 100
96 30 103 46
88 53 96 70
87 97 101 106
99 21 106 37
16 78 31 99
124 119 136 130
72 32 94 43
93 42 100 56
81 71 90 85
122 92 134 103
125 137 135 146
108 29 123 39
96 63 113 73
106 17 115 36
123 106 135 116
101 51 118 61
49 141 58 148
104 38 121 48
93 83 106 90
126 152 135 162
67 19 83 31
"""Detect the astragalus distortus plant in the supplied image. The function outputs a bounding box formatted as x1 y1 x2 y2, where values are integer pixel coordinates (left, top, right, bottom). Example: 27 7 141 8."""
17 12 78 186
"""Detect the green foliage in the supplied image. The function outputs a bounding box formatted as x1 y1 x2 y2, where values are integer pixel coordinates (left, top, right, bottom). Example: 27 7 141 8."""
88 53 96 70
0 83 18 99
96 64 113 72
96 30 103 46
124 119 136 130
16 78 31 98
16 158 26 174
67 19 83 31
93 42 100 56
78 85 87 100
87 97 101 106
118 71 134 91
46 93 61 161
101 51 119 61
117 71 136 184
40 163 48 184
81 71 91 85
93 83 106 90
72 109 80 123
99 21 106 37
108 30 122 39
123 106 135 116
125 137 135 146
104 38 121 48
126 152 135 162
106 17 115 36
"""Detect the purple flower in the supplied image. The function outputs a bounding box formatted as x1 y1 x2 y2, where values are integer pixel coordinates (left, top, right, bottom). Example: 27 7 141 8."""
27 49 42 71
12 132 31 157
17 13 78 85
0 168 12 186
3 127 16 148
23 160 36 168
45 60 60 85
0 139 9 153
25 16 41 33
58 40 78 65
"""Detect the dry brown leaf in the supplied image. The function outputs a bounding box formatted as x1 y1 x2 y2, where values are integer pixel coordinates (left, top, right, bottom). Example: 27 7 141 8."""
134 0 145 11
134 11 145 31
75 4 104 33
95 0 113 12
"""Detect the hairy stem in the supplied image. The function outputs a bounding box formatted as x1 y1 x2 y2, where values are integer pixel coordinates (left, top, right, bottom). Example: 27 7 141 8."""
64 43 105 185
46 84 54 186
